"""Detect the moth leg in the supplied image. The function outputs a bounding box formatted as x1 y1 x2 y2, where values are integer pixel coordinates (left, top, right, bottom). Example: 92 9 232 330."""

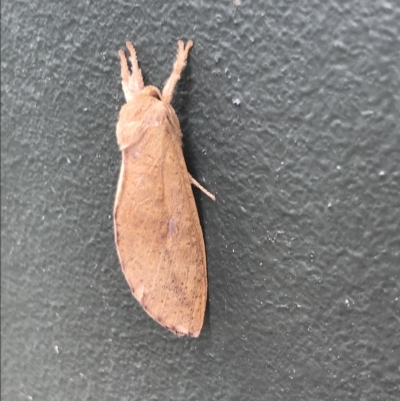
162 40 193 104
189 174 216 201
118 41 144 102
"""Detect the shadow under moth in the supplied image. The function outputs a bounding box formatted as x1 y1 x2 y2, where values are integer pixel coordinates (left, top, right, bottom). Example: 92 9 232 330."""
113 40 215 337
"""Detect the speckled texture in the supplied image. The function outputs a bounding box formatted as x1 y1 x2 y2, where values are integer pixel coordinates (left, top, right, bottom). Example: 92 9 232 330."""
2 1 399 400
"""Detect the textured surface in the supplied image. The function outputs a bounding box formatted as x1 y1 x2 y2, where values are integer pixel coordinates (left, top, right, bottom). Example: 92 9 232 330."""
2 0 399 400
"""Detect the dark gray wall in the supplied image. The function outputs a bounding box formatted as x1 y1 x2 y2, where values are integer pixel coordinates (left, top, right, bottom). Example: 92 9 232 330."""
2 1 399 400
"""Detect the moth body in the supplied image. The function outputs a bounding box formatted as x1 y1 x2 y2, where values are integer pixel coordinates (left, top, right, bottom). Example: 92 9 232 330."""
114 40 214 337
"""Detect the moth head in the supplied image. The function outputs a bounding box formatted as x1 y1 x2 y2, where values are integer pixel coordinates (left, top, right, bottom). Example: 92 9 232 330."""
141 85 162 100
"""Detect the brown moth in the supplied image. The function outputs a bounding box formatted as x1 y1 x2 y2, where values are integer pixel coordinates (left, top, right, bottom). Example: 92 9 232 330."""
114 40 215 337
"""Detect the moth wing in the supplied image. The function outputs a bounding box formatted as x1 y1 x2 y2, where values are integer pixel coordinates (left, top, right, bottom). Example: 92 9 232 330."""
114 105 207 337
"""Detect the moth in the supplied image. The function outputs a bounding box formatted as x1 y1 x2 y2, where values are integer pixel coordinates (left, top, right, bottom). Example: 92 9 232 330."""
114 40 215 337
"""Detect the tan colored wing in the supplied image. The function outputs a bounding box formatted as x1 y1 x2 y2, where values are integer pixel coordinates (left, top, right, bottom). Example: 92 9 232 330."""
114 102 207 337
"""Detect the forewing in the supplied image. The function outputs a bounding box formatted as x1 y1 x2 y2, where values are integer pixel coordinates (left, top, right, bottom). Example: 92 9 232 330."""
114 106 207 337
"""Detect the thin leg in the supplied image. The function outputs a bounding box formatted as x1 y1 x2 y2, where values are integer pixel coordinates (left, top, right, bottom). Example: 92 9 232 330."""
162 40 193 104
118 49 131 101
189 174 216 201
118 41 144 102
